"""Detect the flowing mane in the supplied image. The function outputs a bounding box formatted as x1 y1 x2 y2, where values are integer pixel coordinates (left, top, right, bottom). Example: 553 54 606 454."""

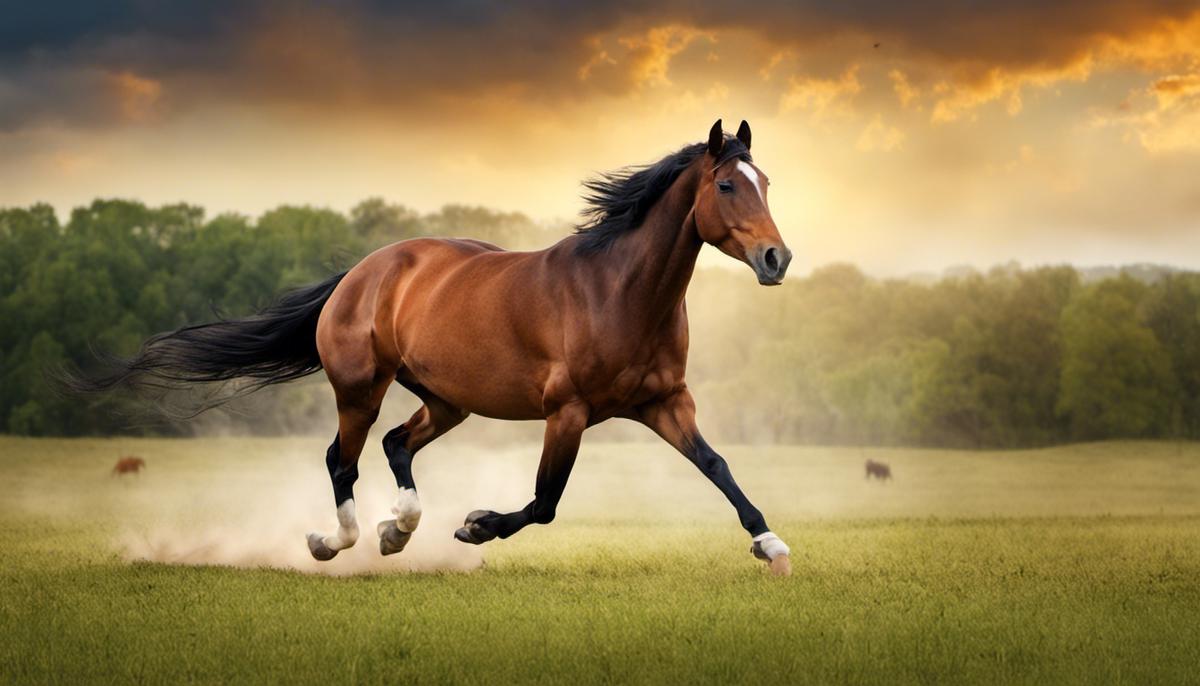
573 136 751 254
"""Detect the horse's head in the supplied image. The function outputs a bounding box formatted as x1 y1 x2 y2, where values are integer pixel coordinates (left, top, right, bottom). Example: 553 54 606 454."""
693 119 792 285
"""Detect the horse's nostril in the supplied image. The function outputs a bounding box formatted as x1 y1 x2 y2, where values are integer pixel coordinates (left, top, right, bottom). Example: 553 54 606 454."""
764 247 780 273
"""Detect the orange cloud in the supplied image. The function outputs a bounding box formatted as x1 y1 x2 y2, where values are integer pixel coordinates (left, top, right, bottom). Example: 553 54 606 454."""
618 25 716 89
1139 73 1200 152
6 3 1200 135
889 69 920 109
1152 73 1200 106
1089 65 1200 153
929 60 1092 123
104 71 163 123
1095 11 1200 70
780 65 861 119
759 49 794 82
855 114 905 152
578 44 617 81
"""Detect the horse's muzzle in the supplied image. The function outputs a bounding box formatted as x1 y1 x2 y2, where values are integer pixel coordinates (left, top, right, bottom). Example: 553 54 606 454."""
751 245 793 286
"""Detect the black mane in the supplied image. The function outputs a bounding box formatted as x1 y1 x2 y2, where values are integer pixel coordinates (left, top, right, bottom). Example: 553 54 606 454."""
573 136 751 254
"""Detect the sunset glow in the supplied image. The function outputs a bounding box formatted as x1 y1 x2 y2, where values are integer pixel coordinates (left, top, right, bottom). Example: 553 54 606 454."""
3 2 1199 273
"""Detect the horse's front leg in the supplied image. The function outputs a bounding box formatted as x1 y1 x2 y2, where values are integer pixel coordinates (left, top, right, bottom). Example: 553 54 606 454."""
636 388 791 575
454 402 587 544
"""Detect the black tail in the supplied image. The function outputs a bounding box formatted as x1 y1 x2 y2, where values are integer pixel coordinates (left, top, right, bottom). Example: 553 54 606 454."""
64 271 347 406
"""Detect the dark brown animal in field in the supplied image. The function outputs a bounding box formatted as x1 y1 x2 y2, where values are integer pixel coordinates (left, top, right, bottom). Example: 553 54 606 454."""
865 459 892 481
72 120 795 574
112 456 146 476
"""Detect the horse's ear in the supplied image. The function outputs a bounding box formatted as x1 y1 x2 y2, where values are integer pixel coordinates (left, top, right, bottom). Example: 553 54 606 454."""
707 119 724 157
736 120 751 150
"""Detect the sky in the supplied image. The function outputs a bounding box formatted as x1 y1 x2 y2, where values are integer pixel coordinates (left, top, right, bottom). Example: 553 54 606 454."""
2 1 1199 275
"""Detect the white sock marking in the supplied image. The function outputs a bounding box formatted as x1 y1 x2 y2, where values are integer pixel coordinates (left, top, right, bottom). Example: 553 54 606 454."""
392 488 422 533
322 498 359 551
737 160 765 203
753 531 790 560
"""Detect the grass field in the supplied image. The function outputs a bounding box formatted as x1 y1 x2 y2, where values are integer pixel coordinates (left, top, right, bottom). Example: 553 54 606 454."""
1 435 1199 684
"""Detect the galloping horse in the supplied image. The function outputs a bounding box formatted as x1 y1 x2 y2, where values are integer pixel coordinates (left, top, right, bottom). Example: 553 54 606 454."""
77 120 795 574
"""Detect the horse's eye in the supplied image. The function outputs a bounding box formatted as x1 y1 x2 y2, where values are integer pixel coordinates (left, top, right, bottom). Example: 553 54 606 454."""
716 180 734 194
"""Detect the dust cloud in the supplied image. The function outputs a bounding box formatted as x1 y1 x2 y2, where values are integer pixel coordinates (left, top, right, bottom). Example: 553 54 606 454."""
105 437 553 576
117 476 485 576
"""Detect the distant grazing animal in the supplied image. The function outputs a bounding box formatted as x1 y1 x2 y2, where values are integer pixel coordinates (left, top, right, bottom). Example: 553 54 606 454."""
112 456 145 476
69 120 796 575
865 459 892 481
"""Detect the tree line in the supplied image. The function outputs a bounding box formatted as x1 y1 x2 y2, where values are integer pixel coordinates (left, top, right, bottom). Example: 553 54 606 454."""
1 198 1197 447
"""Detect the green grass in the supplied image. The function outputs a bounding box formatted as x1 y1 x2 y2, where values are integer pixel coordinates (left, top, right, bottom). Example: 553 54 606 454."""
1 436 1199 684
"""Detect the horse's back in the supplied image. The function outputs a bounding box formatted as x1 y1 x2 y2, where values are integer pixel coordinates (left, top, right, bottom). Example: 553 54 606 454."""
319 237 508 351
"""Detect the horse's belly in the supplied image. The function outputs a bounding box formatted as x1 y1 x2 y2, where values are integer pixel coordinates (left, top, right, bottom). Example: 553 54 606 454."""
400 321 549 420
411 361 545 420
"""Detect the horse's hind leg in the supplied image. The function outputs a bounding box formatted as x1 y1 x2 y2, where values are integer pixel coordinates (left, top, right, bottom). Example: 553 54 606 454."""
306 374 390 561
455 402 587 544
377 389 468 555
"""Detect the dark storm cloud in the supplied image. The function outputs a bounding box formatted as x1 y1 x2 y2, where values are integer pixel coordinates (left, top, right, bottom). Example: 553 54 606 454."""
1 0 1197 131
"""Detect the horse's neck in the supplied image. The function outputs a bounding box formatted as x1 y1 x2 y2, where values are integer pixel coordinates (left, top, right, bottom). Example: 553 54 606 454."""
608 166 703 332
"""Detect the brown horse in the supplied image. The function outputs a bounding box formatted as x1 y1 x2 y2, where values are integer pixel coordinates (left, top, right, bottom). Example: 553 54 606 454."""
75 120 795 574
112 456 146 476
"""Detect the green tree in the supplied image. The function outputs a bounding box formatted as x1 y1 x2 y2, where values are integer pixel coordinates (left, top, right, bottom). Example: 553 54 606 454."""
1057 277 1176 439
1143 273 1200 438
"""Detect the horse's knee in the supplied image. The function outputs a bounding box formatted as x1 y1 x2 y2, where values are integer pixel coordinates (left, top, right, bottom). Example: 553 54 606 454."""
324 436 341 473
382 425 410 457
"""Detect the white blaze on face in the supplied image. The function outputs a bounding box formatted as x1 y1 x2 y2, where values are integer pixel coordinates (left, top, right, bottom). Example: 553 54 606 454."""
736 160 766 204
392 487 422 533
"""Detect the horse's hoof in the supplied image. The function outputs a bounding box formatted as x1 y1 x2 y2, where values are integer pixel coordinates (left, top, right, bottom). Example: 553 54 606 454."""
751 539 792 576
768 554 792 577
307 532 338 561
377 520 413 556
751 540 771 561
454 509 499 545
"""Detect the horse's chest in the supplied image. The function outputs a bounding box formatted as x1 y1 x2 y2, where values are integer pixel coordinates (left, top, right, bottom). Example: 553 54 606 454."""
586 362 680 413
571 317 687 411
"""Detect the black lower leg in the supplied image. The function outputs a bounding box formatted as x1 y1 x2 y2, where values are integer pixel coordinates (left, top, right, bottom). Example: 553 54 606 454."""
382 425 415 490
456 407 583 545
688 434 769 536
488 501 537 539
481 463 568 540
325 434 358 506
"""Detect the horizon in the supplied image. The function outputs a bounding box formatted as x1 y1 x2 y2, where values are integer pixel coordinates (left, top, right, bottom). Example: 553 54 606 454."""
9 194 1200 279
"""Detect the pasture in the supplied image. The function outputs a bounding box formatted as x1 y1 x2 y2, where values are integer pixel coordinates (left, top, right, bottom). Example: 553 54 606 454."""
1 435 1198 684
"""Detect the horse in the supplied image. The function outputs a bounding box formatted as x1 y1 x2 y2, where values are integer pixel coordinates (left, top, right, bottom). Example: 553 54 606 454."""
73 119 796 574
112 456 146 476
865 459 892 481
